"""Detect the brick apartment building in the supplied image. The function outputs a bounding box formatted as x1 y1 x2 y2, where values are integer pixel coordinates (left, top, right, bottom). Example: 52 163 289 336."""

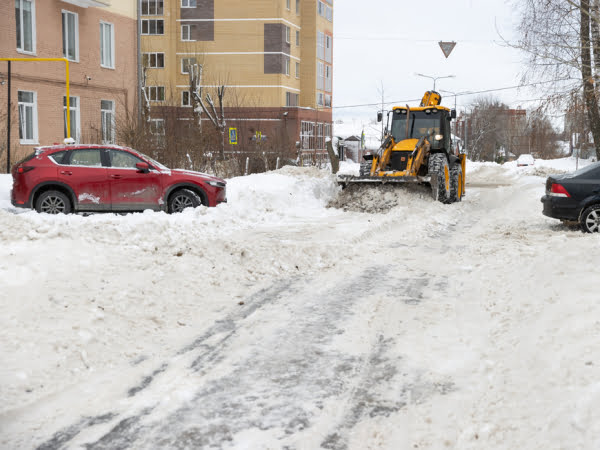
140 0 333 165
0 0 138 170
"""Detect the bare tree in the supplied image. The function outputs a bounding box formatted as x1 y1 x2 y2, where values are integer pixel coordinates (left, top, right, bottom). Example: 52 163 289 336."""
514 0 600 158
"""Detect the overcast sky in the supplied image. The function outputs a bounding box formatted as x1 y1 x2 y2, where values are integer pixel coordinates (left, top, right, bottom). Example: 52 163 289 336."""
332 0 527 120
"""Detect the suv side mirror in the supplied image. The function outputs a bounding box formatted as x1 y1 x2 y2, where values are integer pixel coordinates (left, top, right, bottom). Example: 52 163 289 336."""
451 109 457 119
377 112 383 123
136 162 150 173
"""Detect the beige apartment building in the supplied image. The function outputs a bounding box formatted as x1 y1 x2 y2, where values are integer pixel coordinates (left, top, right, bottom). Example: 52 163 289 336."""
141 0 333 162
0 0 138 170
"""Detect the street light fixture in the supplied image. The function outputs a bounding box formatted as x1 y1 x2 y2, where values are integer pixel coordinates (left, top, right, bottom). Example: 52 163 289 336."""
415 73 455 90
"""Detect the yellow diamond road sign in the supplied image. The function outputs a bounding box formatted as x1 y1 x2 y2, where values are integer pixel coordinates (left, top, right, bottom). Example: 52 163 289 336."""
439 41 456 58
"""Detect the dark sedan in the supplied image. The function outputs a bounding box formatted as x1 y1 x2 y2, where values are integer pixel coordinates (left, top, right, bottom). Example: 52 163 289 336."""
541 161 600 232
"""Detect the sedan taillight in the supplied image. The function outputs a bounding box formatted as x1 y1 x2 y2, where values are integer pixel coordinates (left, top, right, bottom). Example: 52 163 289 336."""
550 183 570 197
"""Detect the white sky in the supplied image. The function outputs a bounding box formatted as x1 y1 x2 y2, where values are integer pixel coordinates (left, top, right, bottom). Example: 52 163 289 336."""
332 0 528 120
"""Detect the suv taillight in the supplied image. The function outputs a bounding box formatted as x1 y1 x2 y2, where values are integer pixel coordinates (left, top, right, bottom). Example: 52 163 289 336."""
16 166 34 174
550 183 570 197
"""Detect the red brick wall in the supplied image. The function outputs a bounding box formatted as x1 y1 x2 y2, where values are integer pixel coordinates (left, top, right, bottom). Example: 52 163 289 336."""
0 0 138 170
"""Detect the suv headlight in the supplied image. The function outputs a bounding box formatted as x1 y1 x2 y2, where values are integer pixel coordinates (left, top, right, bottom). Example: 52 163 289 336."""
207 181 226 188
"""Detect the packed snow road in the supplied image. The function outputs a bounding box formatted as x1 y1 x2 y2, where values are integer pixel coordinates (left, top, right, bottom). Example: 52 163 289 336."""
1 160 600 449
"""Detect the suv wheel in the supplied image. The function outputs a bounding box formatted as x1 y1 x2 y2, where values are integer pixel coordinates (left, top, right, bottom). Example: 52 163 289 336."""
168 189 202 213
580 204 600 233
35 190 72 215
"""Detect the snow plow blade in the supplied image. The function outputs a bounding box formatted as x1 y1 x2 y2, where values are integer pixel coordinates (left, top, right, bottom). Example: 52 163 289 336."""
337 175 430 187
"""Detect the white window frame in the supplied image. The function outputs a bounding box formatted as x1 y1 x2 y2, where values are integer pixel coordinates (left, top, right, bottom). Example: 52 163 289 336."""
317 31 325 60
62 10 79 62
141 0 164 15
63 96 81 143
182 91 192 107
296 30 300 46
141 19 164 35
325 35 332 63
101 100 115 144
181 0 197 7
142 52 165 68
100 21 115 69
325 65 332 92
16 0 36 54
286 0 291 10
181 57 197 74
317 61 324 90
295 61 300 78
181 24 192 41
285 26 290 44
317 92 324 107
150 119 165 135
146 86 165 102
296 0 300 14
285 57 290 76
18 90 38 145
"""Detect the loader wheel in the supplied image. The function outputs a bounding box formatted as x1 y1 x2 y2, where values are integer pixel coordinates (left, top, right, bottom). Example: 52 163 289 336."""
448 165 463 203
429 153 450 203
359 161 371 176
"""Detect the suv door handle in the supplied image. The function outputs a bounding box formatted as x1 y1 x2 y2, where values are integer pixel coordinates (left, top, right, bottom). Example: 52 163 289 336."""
60 170 72 176
110 174 122 179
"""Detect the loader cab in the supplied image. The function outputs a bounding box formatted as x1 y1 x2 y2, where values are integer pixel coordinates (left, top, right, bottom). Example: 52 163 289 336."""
387 107 452 151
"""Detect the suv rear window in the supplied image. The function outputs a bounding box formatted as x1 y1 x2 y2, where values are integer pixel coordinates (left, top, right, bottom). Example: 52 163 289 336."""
14 152 37 166
48 151 68 164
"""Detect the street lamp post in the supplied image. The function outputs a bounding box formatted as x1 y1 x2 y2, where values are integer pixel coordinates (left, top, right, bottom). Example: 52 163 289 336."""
415 73 455 91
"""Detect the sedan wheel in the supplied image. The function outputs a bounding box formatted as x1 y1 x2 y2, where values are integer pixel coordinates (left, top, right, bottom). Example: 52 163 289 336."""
168 189 202 213
35 190 72 215
580 205 600 233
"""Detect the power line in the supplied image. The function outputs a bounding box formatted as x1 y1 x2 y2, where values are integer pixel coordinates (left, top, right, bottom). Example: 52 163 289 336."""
332 79 574 109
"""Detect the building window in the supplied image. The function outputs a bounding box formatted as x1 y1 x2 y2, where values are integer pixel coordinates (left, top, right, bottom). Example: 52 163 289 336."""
142 52 164 68
181 24 193 41
318 1 332 21
62 10 79 61
141 19 164 35
150 119 165 135
141 0 163 15
15 0 35 54
146 86 165 102
325 35 332 63
18 91 38 144
325 65 332 92
286 0 290 10
285 57 290 76
182 0 197 7
317 31 325 60
101 100 115 144
316 92 324 107
317 61 324 90
182 91 192 107
181 57 197 73
285 26 290 44
295 61 300 78
325 94 332 107
63 96 80 142
296 30 300 46
296 0 300 14
286 92 298 107
301 121 314 150
100 22 114 68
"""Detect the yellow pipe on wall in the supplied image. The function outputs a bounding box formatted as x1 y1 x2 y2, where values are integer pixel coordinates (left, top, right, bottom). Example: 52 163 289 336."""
0 57 72 139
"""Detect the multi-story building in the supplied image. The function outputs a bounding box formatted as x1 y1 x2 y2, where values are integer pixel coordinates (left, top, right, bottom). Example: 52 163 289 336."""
141 0 333 164
0 0 138 168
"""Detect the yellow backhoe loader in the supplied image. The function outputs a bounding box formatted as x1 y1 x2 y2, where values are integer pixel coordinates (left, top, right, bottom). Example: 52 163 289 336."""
338 91 466 203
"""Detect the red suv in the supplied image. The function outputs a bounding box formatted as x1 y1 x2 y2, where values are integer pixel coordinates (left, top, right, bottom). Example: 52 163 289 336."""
11 144 227 214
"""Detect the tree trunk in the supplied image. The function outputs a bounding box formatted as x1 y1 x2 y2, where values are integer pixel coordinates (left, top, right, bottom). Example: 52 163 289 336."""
326 139 339 174
580 0 600 159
